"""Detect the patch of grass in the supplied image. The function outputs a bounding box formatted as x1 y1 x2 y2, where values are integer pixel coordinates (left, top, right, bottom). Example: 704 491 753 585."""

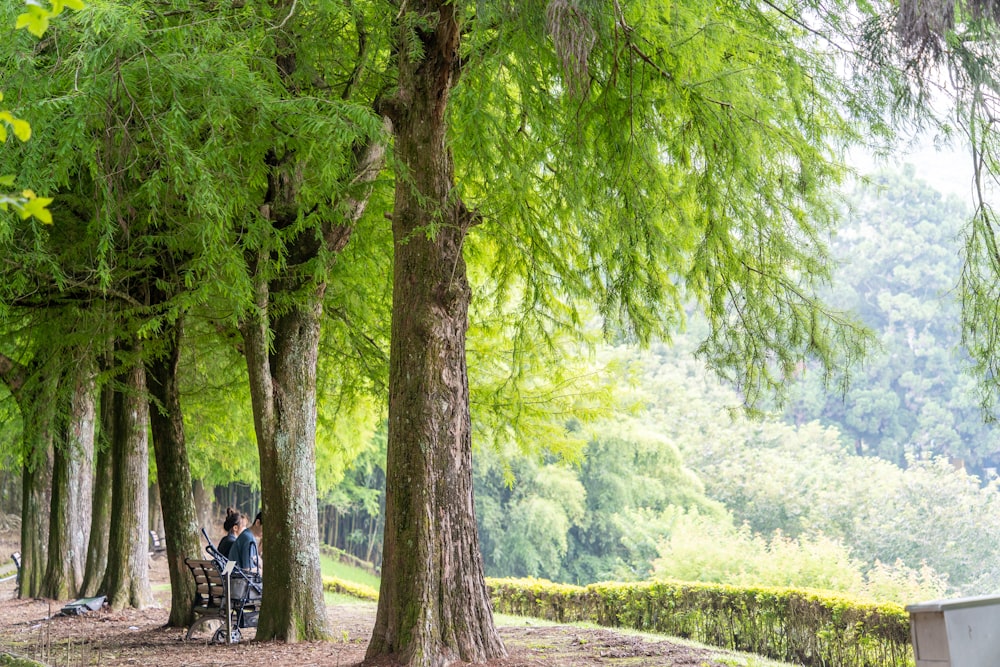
319 554 380 590
494 613 560 628
323 591 371 606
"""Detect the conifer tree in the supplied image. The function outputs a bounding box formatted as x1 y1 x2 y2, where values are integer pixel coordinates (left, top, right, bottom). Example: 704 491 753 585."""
371 1 887 664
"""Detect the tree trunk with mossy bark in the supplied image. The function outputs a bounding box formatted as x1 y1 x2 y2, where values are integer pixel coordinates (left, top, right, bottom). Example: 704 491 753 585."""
101 352 153 610
19 445 52 599
146 316 201 627
238 20 386 632
80 374 114 597
241 276 330 641
367 4 506 665
42 359 96 600
67 363 96 591
0 354 56 599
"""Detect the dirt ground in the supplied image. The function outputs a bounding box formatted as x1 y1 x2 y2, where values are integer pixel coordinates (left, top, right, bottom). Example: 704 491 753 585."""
0 540 758 667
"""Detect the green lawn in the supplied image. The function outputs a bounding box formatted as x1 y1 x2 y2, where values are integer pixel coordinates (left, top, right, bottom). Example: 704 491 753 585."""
319 553 380 589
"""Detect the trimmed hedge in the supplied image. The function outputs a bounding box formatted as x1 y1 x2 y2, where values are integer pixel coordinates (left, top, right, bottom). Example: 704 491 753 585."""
322 575 379 601
487 577 914 667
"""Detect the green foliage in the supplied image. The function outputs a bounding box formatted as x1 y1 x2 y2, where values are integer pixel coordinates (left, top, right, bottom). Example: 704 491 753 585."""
15 0 84 37
0 0 393 504
321 575 379 602
0 652 48 667
782 169 1000 470
1 0 83 223
651 509 947 604
474 393 728 585
488 577 913 667
453 0 888 409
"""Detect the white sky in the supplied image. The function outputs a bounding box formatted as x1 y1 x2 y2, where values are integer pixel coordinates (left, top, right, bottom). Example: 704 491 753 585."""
851 135 976 200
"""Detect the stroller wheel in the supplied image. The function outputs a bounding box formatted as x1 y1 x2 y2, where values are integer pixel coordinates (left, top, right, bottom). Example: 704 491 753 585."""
211 626 242 644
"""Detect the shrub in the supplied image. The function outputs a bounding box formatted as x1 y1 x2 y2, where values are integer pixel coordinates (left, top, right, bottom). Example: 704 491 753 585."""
488 577 913 667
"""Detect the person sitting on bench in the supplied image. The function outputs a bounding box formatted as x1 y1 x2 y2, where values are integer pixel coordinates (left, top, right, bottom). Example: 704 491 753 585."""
217 507 244 559
233 511 262 572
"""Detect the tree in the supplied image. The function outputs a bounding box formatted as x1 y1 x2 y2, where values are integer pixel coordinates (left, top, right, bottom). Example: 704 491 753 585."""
232 0 390 639
100 347 153 610
2 0 394 633
0 349 56 597
782 170 1000 470
371 0 887 663
369 2 507 664
79 360 113 597
146 314 201 626
881 0 1000 416
41 351 96 599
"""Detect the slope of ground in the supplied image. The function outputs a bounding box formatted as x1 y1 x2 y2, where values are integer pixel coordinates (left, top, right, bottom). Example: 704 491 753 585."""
0 530 784 666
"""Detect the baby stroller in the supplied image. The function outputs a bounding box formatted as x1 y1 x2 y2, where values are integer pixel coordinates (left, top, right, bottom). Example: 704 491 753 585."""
195 528 263 645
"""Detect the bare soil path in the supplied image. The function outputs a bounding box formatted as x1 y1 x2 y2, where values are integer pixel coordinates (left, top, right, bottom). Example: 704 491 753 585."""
0 538 771 666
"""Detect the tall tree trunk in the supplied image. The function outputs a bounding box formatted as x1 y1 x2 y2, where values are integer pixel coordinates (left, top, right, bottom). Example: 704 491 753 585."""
146 316 202 627
101 353 153 610
19 447 52 599
42 419 73 600
149 484 163 537
192 479 213 531
42 360 96 599
67 363 96 591
80 377 114 597
241 286 330 641
368 4 506 665
236 55 387 640
17 381 57 599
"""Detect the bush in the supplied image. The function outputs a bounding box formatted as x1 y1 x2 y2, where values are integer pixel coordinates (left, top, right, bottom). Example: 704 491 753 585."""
322 576 379 601
488 577 913 667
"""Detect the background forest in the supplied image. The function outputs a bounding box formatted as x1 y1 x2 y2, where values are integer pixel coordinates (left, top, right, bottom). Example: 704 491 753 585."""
1 164 996 606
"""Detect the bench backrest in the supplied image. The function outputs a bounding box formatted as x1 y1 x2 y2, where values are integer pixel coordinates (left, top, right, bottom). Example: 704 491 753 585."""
184 558 225 612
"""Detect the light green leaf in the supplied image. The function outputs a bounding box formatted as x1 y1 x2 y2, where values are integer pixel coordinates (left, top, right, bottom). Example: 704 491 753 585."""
20 195 54 224
11 119 31 141
16 6 50 38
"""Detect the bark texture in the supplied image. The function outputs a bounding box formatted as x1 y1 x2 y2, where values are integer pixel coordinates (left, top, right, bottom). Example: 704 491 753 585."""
80 377 114 597
42 362 96 599
241 279 331 641
42 432 74 599
19 447 52 598
67 365 96 590
3 357 58 599
237 23 386 636
367 4 506 665
146 317 202 627
101 354 153 610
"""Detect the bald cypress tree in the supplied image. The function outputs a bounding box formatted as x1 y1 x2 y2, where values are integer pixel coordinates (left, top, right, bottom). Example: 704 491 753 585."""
370 1 887 664
2 0 391 633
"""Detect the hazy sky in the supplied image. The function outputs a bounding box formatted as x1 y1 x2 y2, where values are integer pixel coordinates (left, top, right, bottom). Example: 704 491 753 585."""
895 139 974 199
852 134 975 200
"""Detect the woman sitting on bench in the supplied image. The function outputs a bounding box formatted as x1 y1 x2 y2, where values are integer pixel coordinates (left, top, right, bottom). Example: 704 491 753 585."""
217 507 244 559
233 511 262 572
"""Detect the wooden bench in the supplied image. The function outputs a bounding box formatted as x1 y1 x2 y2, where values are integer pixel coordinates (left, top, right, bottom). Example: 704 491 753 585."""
184 558 225 640
149 530 167 559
